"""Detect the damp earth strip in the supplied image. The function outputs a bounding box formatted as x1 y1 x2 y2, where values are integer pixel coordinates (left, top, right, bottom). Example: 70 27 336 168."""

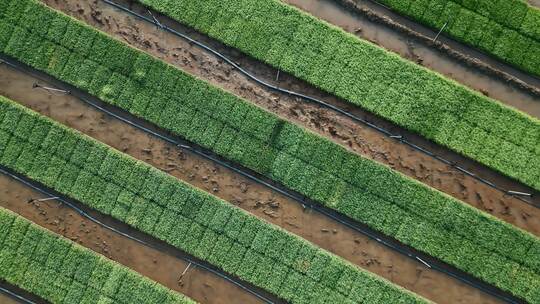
0 285 39 304
0 57 525 304
102 0 537 208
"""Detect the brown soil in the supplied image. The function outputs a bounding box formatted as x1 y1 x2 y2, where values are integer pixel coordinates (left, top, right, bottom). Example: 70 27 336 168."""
39 0 540 235
0 59 503 304
287 0 540 116
527 0 540 8
0 292 24 304
0 174 265 304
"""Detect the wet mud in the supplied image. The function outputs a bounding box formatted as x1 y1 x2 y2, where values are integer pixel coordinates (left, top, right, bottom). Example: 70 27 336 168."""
286 0 540 117
39 0 540 235
0 292 26 304
0 59 504 304
0 174 265 304
527 0 540 8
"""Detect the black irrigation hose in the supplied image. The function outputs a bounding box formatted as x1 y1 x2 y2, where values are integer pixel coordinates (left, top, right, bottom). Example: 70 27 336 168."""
356 0 540 84
0 57 523 304
0 286 37 304
0 165 276 304
102 0 538 208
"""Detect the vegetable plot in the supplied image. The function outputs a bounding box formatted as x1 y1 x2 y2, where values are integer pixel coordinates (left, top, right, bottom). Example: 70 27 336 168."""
0 207 195 304
1 1 539 302
134 0 540 191
0 95 428 304
376 0 540 76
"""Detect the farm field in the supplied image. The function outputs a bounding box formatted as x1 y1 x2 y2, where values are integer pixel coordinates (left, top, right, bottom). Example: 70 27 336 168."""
0 56 506 304
0 94 429 303
42 0 540 229
1 0 539 304
47 0 540 236
137 0 540 192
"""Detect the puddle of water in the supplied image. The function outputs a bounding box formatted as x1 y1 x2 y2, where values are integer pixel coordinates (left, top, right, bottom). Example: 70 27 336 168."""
0 58 503 304
285 0 540 118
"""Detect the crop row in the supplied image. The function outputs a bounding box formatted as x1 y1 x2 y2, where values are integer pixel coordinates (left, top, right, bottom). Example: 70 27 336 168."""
133 0 540 191
458 0 540 41
1 1 538 302
0 94 427 303
0 206 194 304
377 0 540 76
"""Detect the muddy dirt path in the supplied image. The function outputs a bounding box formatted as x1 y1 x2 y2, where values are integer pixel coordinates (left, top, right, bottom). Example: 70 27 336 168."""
0 292 26 304
0 174 266 304
286 0 540 117
529 0 540 7
40 0 540 233
0 61 504 304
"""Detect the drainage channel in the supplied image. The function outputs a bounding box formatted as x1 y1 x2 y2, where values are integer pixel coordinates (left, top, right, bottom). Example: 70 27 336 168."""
0 166 277 304
0 55 521 303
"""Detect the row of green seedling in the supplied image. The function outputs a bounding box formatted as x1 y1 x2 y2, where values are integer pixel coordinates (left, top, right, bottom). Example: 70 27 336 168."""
0 207 194 304
0 94 427 303
377 0 540 76
131 0 540 191
455 0 539 41
0 1 538 302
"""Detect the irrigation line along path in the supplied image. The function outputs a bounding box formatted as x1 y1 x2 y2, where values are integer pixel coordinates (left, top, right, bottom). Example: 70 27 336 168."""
350 0 540 85
0 57 523 304
0 285 37 304
102 0 538 208
323 0 540 101
0 164 277 304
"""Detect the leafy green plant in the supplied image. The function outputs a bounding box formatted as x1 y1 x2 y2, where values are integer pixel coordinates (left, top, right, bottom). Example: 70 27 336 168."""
0 207 195 304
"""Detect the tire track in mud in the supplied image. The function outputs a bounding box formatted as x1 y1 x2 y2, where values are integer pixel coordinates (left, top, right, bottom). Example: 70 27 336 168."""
40 0 540 236
0 57 506 304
